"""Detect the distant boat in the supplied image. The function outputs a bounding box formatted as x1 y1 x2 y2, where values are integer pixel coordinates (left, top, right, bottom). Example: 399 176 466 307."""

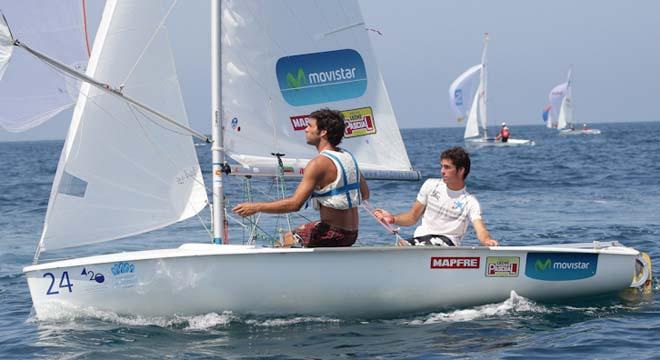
547 68 601 135
449 33 533 147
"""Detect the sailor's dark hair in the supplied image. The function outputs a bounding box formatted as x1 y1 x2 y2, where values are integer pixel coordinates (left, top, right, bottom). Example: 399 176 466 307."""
441 146 471 179
309 108 345 146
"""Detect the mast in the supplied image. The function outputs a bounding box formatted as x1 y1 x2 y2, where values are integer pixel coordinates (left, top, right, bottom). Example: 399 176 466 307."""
211 0 226 244
565 66 573 127
480 32 489 138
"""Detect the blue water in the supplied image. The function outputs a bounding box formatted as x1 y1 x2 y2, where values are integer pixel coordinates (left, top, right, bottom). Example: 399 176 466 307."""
1 122 659 359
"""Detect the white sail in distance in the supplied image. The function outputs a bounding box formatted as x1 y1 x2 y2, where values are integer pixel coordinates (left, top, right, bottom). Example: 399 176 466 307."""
0 1 92 132
221 0 415 177
38 0 207 251
551 68 573 130
449 64 482 122
549 82 567 128
464 83 482 139
451 33 488 140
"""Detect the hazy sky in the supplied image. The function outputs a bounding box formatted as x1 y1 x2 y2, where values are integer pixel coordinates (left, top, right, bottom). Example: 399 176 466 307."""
1 0 659 141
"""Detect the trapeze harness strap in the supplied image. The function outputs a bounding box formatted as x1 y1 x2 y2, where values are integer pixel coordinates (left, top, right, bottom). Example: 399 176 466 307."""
311 150 361 210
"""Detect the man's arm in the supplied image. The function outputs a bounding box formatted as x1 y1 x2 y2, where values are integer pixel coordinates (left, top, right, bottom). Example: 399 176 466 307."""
359 173 369 201
472 219 498 246
374 201 425 227
232 158 324 217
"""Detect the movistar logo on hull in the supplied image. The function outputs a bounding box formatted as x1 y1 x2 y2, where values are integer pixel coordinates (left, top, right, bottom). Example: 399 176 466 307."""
525 253 598 281
276 49 367 106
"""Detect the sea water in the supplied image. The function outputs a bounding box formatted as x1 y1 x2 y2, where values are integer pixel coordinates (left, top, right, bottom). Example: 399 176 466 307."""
1 122 659 359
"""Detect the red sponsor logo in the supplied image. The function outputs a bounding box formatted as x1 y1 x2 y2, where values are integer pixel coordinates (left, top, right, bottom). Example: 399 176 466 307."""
290 115 310 131
430 257 480 269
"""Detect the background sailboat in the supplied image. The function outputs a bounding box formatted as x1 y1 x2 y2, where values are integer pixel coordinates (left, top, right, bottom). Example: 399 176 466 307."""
1 2 648 319
549 68 601 135
449 33 534 147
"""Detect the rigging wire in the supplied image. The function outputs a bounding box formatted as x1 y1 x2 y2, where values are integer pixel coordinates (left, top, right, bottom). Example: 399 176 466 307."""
121 0 179 86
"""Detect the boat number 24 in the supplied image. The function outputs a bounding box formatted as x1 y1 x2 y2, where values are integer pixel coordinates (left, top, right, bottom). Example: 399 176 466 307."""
43 271 73 295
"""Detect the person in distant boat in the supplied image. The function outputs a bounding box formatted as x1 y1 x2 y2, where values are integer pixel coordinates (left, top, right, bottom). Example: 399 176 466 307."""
583 123 590 130
374 147 497 247
495 122 510 143
233 108 369 248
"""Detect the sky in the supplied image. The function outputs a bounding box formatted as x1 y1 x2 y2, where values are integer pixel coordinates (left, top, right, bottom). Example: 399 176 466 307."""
1 0 659 142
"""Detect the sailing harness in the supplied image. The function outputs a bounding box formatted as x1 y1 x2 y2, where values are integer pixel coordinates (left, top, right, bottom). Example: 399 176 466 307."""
310 149 361 209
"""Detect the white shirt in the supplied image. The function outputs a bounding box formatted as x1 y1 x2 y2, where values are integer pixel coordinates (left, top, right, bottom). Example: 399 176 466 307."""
413 178 482 245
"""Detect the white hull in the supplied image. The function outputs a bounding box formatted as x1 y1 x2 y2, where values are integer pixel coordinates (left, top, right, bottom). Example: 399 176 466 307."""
466 137 535 147
559 128 602 135
24 242 642 319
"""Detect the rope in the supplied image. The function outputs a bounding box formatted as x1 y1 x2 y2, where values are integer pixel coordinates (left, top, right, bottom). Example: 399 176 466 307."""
360 200 407 246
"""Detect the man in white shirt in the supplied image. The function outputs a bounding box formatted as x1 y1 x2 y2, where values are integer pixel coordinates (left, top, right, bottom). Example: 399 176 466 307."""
375 147 497 247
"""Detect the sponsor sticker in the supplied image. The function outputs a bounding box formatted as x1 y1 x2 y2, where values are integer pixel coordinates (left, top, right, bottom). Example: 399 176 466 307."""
290 115 310 131
111 262 138 289
431 257 480 269
485 256 520 277
343 107 377 138
276 49 367 106
525 253 598 281
289 107 377 138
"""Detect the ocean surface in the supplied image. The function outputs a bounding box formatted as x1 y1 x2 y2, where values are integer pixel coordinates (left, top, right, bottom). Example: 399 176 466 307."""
1 122 659 359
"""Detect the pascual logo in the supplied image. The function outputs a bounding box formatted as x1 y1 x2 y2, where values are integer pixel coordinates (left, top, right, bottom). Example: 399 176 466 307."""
525 253 598 281
486 256 519 277
343 107 376 138
289 107 377 137
276 49 367 106
431 257 480 269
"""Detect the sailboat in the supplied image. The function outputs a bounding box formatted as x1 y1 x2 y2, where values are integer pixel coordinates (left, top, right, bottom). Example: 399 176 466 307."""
449 33 534 147
1 2 650 319
549 68 601 135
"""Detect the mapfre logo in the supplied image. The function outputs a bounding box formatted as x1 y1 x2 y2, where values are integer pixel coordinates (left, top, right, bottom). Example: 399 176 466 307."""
430 257 480 269
289 107 377 136
290 115 310 131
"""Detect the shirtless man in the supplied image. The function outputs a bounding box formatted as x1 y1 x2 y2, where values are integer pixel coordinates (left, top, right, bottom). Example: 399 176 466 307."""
233 108 369 247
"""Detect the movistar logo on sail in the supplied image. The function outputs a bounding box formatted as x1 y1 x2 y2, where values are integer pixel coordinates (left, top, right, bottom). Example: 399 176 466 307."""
276 49 367 106
525 253 598 281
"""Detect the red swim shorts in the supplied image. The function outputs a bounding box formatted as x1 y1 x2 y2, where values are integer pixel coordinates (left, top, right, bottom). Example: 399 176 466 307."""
292 221 358 247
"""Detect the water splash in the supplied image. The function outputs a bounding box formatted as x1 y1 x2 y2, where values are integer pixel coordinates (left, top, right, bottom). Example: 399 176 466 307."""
406 291 550 325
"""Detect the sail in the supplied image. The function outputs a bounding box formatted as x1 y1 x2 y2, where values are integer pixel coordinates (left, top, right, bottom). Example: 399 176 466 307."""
449 64 482 122
464 83 481 139
0 1 91 132
549 82 567 129
542 104 553 128
0 13 13 79
478 34 488 136
557 94 573 130
38 0 207 251
221 0 415 179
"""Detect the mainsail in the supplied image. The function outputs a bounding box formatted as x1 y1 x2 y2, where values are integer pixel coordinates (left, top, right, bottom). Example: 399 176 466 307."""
38 1 207 251
0 1 91 132
220 1 416 179
449 33 488 140
549 69 573 130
